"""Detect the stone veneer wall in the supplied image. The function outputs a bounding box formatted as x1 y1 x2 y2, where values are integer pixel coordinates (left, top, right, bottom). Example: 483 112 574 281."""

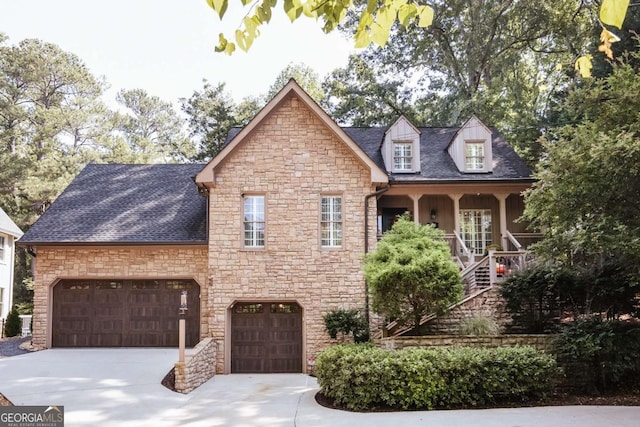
206 94 378 373
175 337 216 394
424 287 513 334
31 246 208 348
377 334 556 352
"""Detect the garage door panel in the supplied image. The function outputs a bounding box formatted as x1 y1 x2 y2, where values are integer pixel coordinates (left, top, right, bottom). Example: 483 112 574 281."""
52 279 200 348
231 302 302 373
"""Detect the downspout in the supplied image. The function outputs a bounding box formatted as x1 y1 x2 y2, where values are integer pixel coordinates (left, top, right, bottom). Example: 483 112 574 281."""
363 184 390 330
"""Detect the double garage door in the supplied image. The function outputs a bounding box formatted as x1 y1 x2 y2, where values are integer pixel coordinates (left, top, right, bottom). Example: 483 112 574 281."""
231 302 302 373
52 279 200 347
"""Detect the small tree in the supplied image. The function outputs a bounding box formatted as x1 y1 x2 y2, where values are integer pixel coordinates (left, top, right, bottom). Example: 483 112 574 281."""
364 216 463 329
4 306 21 338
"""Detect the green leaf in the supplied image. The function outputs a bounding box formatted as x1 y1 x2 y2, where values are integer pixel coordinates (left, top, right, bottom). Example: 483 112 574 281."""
284 0 303 22
207 0 228 19
214 33 228 52
302 2 318 18
417 5 434 27
240 0 252 5
257 5 272 23
574 55 593 78
599 0 629 29
235 30 248 51
357 10 374 30
370 22 390 47
354 28 371 48
367 0 377 13
398 4 417 27
224 42 236 55
375 5 396 33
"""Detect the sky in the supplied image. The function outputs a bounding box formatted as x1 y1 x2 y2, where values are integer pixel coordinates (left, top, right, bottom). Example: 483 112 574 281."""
0 0 356 106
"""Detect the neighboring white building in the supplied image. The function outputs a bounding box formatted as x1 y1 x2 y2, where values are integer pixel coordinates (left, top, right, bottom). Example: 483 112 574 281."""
0 207 23 321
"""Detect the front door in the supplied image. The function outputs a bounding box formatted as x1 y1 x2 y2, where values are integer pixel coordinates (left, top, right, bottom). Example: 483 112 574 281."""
460 209 492 256
379 208 408 234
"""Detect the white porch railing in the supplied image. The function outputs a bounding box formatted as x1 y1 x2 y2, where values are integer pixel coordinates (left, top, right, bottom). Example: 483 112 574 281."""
510 232 544 250
444 231 473 266
488 249 536 284
505 230 523 251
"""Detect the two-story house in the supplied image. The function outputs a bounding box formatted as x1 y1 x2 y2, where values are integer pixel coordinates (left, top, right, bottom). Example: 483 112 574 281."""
18 80 537 373
0 207 23 323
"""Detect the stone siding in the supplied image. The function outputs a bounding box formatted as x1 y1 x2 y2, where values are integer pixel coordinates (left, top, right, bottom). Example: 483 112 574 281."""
31 245 208 348
175 337 216 393
207 94 378 373
378 334 555 352
425 287 512 334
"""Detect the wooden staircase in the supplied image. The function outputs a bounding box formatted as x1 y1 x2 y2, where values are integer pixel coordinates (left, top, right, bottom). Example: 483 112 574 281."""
376 250 534 338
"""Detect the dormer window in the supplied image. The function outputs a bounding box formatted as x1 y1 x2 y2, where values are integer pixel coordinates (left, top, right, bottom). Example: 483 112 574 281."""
465 141 485 171
393 142 413 172
447 116 493 173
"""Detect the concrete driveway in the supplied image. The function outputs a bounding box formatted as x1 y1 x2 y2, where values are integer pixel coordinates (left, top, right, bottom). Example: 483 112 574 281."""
1 349 639 427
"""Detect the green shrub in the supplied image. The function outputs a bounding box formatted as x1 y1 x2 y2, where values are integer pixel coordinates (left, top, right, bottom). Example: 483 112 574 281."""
3 306 21 337
457 314 500 336
315 344 557 410
323 308 369 343
554 319 640 394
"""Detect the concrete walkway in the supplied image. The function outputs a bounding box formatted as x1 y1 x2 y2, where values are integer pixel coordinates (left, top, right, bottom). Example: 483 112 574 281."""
1 349 639 427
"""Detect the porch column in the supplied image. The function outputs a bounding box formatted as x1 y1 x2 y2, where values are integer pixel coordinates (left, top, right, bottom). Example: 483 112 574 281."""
494 193 509 250
409 193 421 224
448 193 463 233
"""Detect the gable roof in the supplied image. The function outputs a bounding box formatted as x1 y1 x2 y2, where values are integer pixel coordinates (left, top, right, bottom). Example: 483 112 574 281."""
0 208 23 238
345 126 532 182
195 79 388 186
447 115 492 149
19 164 207 245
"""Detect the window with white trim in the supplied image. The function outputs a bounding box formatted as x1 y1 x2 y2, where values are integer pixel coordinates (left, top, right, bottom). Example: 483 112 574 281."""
465 141 485 171
460 209 492 255
0 236 5 262
243 195 265 248
321 196 342 248
393 142 413 171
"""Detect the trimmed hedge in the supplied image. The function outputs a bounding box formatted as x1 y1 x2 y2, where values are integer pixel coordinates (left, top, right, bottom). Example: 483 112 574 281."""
315 344 557 411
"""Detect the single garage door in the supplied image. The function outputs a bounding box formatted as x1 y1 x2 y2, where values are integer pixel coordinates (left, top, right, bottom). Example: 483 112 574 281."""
231 302 302 373
52 279 200 347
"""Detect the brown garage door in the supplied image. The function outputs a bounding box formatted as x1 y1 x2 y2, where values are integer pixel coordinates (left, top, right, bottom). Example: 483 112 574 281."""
231 302 302 373
52 279 200 347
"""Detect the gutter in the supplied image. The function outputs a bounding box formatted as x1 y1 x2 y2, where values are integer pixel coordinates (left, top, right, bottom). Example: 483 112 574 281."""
363 184 390 330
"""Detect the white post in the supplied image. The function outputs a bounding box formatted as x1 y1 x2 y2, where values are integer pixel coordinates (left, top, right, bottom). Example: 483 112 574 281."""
489 249 497 286
179 318 186 363
494 193 509 250
178 290 188 363
409 194 421 225
449 193 465 260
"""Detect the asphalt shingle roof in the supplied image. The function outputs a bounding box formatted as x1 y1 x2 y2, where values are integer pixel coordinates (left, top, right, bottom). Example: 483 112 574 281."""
19 164 207 245
343 126 532 182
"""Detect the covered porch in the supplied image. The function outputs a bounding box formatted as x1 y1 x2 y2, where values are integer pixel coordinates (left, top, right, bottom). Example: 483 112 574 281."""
376 183 541 287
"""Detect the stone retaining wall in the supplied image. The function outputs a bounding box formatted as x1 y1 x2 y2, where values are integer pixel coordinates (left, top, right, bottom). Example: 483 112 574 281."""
174 338 216 394
425 287 513 334
377 334 555 352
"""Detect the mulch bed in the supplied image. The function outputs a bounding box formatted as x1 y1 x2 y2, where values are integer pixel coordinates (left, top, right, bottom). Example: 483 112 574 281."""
315 391 640 412
161 367 176 392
